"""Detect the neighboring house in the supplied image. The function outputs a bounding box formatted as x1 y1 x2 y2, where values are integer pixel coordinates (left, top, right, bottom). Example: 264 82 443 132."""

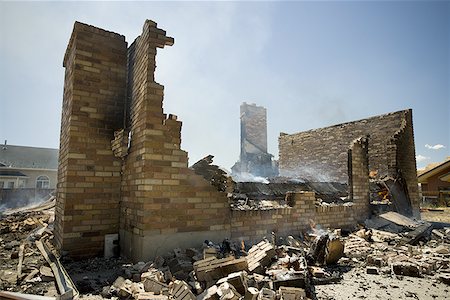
0 143 58 202
418 158 450 206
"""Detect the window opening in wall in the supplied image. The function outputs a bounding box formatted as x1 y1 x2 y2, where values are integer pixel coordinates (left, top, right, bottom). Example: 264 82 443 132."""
0 181 4 189
36 175 50 189
7 181 14 189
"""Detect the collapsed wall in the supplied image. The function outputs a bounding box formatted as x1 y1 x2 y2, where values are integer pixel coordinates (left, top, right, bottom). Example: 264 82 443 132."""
119 21 230 261
278 110 420 217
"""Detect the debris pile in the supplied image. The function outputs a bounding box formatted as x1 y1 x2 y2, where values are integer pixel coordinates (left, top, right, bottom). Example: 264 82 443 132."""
0 197 79 298
1 196 450 299
369 175 413 216
191 156 352 211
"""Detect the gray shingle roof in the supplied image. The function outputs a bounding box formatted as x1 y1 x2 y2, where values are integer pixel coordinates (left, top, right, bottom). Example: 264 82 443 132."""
0 145 59 169
0 170 28 177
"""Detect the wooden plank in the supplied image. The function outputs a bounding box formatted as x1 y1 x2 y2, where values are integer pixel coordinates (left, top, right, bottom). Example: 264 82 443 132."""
17 243 25 281
35 239 78 300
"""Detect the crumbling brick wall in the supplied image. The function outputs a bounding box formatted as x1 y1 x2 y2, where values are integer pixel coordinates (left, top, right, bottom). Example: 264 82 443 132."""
56 20 231 261
55 22 127 257
278 110 420 217
230 192 315 243
120 20 230 261
230 190 368 243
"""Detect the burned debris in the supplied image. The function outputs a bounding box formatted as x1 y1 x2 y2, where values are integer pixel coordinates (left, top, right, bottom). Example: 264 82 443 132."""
191 155 231 193
2 200 449 300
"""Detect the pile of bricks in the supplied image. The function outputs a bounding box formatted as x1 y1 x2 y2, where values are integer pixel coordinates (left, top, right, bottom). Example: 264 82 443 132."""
193 256 248 283
246 241 276 273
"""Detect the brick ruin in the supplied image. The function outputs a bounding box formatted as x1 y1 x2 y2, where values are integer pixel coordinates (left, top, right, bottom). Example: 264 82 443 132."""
279 109 420 217
55 20 420 261
231 103 277 178
55 20 231 261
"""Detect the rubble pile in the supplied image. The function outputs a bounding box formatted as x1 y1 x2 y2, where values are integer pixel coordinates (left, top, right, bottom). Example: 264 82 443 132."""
1 196 450 299
0 197 75 297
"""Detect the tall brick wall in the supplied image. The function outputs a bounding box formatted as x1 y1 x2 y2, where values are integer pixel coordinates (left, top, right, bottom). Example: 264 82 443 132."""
55 22 127 257
119 20 231 261
393 112 420 217
278 110 420 216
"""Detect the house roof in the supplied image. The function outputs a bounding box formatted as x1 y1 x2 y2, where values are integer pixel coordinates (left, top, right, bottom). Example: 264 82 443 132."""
439 172 450 183
0 144 59 170
418 159 450 183
0 170 28 177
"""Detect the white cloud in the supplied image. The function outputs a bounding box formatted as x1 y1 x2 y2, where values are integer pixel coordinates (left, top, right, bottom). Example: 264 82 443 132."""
416 154 430 163
425 144 446 150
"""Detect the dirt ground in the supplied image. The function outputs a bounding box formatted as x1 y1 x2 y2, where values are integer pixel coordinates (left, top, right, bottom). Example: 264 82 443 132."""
315 264 449 300
421 207 450 224
314 209 450 300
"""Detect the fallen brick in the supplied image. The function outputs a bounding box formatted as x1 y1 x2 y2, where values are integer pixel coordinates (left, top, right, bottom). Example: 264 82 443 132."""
258 288 276 300
278 286 306 300
197 285 218 300
216 271 248 295
246 241 276 273
392 262 421 277
244 287 259 300
143 277 169 294
169 280 195 300
194 256 248 282
217 282 241 300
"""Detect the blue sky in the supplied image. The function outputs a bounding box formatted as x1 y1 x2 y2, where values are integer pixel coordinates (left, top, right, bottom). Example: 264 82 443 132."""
0 1 448 170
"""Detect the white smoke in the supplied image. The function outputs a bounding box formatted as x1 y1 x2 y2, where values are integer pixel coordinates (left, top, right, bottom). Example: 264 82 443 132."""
280 165 334 182
232 172 269 184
